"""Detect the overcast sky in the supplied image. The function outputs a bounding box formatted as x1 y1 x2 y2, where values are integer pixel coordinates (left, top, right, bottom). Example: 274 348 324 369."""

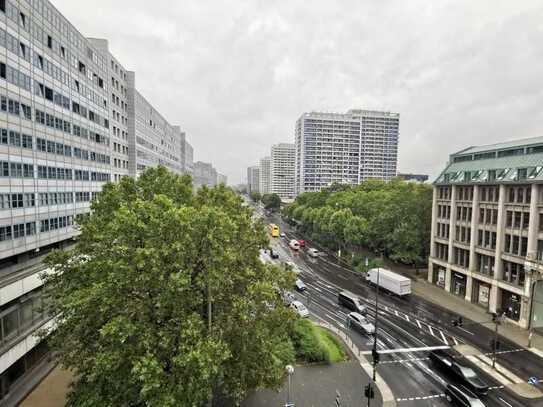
54 0 543 184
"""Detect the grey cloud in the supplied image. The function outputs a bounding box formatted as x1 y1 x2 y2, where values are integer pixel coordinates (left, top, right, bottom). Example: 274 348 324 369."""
54 0 543 183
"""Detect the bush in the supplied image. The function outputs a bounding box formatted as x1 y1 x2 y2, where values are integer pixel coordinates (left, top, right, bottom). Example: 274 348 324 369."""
291 320 346 364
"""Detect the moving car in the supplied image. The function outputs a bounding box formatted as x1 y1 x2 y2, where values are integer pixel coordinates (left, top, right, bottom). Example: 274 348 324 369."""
268 223 280 237
280 232 286 238
444 384 486 407
347 312 375 335
338 290 367 315
290 300 309 318
297 239 306 248
294 279 307 292
307 248 320 257
289 240 300 250
429 350 489 396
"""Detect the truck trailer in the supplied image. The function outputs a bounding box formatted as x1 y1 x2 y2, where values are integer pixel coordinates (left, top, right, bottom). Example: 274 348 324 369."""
365 268 411 297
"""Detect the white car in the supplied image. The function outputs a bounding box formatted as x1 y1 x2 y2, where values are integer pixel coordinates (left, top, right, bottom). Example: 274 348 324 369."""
307 248 320 257
347 312 375 335
294 279 307 292
280 232 286 238
289 239 300 250
290 300 309 318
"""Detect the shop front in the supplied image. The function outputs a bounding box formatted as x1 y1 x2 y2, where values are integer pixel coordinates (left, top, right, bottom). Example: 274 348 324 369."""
451 272 466 297
472 279 491 309
433 265 446 288
501 289 521 322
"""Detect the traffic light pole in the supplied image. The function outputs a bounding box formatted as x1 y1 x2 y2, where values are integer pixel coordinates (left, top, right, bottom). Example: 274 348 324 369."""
372 268 380 382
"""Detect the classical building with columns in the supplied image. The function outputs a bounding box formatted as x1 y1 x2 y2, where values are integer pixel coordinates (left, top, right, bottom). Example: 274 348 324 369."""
429 137 543 329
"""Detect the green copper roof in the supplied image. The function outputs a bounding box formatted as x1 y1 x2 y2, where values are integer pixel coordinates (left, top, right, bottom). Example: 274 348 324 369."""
457 136 543 155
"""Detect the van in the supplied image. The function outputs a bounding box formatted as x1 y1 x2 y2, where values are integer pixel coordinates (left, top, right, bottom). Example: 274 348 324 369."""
338 291 366 315
289 240 300 250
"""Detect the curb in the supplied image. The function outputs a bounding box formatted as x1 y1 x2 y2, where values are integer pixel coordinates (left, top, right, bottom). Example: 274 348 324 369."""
316 320 396 407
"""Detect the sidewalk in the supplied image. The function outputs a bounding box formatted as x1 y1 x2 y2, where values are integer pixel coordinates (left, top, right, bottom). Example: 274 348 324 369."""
411 278 543 352
20 365 71 407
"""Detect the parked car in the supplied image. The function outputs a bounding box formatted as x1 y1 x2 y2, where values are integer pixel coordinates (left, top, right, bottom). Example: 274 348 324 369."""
338 290 367 315
290 300 309 318
295 279 307 292
297 239 306 248
280 232 286 238
307 248 320 257
269 248 279 259
347 312 375 335
289 240 300 250
429 350 489 396
444 384 486 407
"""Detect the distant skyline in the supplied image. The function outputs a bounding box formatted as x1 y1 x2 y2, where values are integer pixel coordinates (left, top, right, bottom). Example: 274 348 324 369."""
53 0 543 184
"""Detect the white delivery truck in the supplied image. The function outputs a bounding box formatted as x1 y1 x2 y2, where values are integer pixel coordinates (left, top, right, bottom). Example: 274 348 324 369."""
365 268 411 297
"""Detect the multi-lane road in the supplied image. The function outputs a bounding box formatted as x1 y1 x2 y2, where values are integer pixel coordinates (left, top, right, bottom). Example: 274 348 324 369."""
257 206 543 407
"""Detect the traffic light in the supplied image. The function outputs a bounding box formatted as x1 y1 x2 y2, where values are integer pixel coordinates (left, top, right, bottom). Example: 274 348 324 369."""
364 384 375 399
372 348 380 365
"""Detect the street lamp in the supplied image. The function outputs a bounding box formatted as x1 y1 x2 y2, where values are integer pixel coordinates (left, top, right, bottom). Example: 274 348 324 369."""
285 364 295 407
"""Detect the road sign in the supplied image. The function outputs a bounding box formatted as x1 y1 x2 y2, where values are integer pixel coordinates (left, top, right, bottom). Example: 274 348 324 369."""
528 377 539 386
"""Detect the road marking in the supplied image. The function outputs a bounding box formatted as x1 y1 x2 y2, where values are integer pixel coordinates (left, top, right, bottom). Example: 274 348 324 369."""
439 330 448 345
428 324 435 337
404 314 410 322
452 336 459 346
456 326 475 335
498 397 513 407
336 273 348 280
312 286 322 293
380 357 430 365
360 345 450 355
396 394 444 402
416 320 422 329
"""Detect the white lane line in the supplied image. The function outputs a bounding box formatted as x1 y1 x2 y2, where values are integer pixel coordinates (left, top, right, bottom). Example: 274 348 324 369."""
359 345 450 355
394 309 400 317
404 314 410 322
325 313 344 325
312 286 322 293
416 320 422 329
452 336 459 346
498 397 513 407
439 330 448 345
428 325 435 337
336 273 348 280
456 326 475 335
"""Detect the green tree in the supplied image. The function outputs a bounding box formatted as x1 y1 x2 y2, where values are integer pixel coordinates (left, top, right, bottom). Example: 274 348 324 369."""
250 191 262 202
261 193 282 211
43 166 295 406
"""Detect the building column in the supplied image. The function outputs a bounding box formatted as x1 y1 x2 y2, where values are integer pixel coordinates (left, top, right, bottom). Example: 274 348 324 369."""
493 185 506 281
445 266 452 293
489 283 500 314
465 276 473 302
428 187 439 283
447 186 458 265
468 185 479 271
527 184 539 259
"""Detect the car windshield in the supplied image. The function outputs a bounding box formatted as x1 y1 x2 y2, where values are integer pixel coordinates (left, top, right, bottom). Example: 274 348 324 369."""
460 366 477 378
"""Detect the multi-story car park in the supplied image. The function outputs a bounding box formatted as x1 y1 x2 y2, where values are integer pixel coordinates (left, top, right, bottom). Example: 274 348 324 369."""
247 165 260 195
270 143 295 200
429 136 543 329
294 109 399 195
0 1 197 403
259 156 270 195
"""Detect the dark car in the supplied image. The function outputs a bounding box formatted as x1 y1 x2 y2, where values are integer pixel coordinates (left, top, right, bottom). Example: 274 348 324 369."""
338 291 367 315
445 384 486 406
269 249 279 259
429 350 488 396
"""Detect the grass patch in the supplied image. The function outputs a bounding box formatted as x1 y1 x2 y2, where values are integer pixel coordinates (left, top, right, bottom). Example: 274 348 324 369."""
291 319 346 364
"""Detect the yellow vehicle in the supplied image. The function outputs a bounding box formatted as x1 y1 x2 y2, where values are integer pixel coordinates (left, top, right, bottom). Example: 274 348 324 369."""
269 223 280 238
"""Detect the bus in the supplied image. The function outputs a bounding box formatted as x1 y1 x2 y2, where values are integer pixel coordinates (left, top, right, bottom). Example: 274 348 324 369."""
269 223 280 237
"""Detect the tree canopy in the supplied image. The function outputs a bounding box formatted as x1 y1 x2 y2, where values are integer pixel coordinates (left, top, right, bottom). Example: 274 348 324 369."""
43 166 295 406
249 191 261 202
283 180 432 265
261 193 282 211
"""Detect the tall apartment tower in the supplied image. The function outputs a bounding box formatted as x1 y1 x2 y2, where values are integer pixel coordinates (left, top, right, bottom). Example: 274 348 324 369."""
270 143 295 200
0 1 115 402
294 109 399 194
259 156 271 195
429 137 543 329
247 166 260 195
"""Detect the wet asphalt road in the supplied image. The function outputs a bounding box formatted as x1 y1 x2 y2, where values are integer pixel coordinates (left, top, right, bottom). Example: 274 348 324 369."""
260 207 543 407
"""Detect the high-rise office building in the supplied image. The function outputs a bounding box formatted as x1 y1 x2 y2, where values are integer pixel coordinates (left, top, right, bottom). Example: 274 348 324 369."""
294 109 399 194
429 136 543 329
0 1 195 403
247 166 260 195
259 156 271 195
270 143 295 200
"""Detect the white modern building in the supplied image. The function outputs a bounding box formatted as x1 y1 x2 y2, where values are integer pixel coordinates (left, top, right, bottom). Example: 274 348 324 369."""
295 110 399 194
217 173 227 185
259 156 271 195
429 137 543 330
0 1 196 403
270 143 295 200
193 161 217 189
247 166 260 195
